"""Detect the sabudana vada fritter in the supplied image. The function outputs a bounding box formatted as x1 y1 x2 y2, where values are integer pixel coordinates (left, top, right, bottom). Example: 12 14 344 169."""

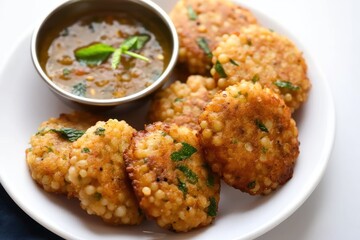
211 25 311 111
125 122 220 232
170 0 257 74
25 112 99 196
199 81 299 195
67 119 143 225
148 75 217 131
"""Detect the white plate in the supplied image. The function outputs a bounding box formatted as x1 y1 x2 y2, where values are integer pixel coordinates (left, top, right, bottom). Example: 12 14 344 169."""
0 2 335 240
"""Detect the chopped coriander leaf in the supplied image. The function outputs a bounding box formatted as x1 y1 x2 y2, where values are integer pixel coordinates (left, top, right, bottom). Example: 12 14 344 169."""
93 192 102 201
171 142 197 161
252 74 260 83
177 165 198 184
247 181 256 189
261 146 268 153
230 59 239 66
81 147 90 153
51 128 85 142
207 197 217 217
230 138 239 144
71 82 87 97
273 80 300 91
36 129 47 136
215 60 227 78
196 37 212 58
75 43 115 65
255 119 269 133
207 171 215 187
177 178 188 196
161 131 168 136
62 68 71 76
187 6 197 20
203 164 215 187
94 127 105 136
174 97 184 102
46 146 53 153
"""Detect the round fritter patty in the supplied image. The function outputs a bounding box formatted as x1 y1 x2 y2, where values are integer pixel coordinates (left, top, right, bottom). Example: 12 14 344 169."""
170 0 257 74
125 122 220 232
199 81 299 195
211 25 311 112
68 119 143 225
148 75 217 131
25 112 99 196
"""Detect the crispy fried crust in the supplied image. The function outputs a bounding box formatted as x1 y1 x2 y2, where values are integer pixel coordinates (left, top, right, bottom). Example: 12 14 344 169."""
211 25 311 112
199 81 299 195
125 122 220 232
148 75 217 131
170 0 257 74
25 112 100 196
68 119 143 225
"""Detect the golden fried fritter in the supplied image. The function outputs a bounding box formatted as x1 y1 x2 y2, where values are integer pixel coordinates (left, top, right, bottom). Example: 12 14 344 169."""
170 0 257 74
199 81 299 195
148 75 217 131
25 112 99 196
68 119 143 225
211 25 311 111
125 122 220 232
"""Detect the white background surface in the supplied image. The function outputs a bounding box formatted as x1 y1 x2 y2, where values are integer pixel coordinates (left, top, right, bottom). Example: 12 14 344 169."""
0 0 359 239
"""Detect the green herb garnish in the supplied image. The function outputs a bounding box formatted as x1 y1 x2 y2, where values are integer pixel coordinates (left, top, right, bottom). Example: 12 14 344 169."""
75 43 115 65
71 82 87 97
81 147 90 153
196 37 212 58
252 74 260 83
203 164 215 187
134 34 150 50
187 6 197 20
247 181 256 189
94 127 105 136
230 59 239 66
46 146 53 153
111 35 150 69
51 128 85 142
174 97 184 102
177 178 188 196
93 192 102 201
171 142 197 161
261 146 268 153
177 165 198 184
63 68 71 76
207 197 217 217
274 80 300 91
215 60 227 78
255 119 269 133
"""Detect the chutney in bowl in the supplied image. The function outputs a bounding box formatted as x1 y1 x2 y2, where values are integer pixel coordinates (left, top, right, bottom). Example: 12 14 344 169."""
31 0 178 106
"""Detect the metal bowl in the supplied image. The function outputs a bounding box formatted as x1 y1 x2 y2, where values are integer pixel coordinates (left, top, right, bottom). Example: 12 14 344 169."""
31 0 178 106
